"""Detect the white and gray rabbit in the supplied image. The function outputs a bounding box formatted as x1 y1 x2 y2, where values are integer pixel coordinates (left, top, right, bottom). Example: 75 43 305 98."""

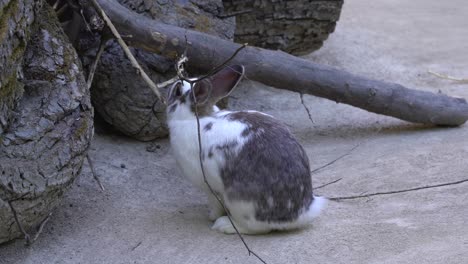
166 65 326 234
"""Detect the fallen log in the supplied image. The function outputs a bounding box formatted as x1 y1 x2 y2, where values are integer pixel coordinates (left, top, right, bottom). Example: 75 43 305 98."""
97 0 468 126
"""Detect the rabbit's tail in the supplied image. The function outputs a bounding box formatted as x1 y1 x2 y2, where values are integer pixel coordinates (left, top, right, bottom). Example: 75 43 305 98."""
305 195 327 219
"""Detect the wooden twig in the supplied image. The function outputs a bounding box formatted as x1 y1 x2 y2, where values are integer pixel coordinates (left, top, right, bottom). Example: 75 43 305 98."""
89 0 165 103
30 212 52 244
154 55 188 89
52 0 61 10
328 178 468 201
87 36 107 89
191 44 247 84
428 70 468 83
178 44 247 86
86 154 105 191
56 2 68 16
97 0 468 126
191 86 267 264
7 200 31 245
131 241 143 251
177 44 266 263
310 144 361 175
299 93 314 125
314 178 342 190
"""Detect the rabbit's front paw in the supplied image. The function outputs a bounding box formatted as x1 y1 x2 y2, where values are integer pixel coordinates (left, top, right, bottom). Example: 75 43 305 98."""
209 207 224 221
211 216 237 234
208 194 226 221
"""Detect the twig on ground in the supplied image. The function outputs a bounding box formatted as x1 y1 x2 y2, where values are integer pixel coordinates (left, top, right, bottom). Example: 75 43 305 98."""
7 200 31 245
428 70 468 83
86 154 105 191
90 0 165 103
314 178 342 190
310 143 361 175
131 241 143 251
30 212 52 244
8 193 52 246
299 93 314 125
328 178 468 201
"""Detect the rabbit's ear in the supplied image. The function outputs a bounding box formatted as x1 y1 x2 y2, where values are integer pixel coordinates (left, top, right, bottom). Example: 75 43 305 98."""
192 79 212 104
209 65 244 102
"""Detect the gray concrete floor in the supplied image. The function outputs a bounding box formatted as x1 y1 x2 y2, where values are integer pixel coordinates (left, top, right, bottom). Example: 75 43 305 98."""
1 0 468 263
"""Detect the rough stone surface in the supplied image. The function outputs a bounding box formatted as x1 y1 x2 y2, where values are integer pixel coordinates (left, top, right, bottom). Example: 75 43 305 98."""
1 0 467 263
82 0 235 141
0 3 93 244
223 0 343 55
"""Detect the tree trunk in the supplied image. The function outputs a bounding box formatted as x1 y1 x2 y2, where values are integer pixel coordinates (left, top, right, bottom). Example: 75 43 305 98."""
97 0 468 126
223 0 344 55
0 2 93 244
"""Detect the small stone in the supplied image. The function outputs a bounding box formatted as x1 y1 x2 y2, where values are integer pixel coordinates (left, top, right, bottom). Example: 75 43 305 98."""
146 142 161 152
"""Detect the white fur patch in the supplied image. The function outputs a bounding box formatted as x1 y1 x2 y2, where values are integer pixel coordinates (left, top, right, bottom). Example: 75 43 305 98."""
217 195 327 234
167 100 249 194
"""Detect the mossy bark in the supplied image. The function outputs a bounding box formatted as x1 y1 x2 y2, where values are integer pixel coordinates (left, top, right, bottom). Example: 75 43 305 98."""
0 0 36 136
0 2 93 244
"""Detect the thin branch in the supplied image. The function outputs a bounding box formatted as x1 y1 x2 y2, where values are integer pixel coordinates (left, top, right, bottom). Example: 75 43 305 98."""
181 44 248 85
180 45 267 262
428 70 468 83
30 212 52 244
328 178 468 201
80 9 92 32
154 55 189 89
310 144 361 175
314 178 342 190
131 241 143 251
299 93 314 125
52 0 61 10
89 0 165 103
87 36 107 89
7 200 31 245
96 0 468 126
191 86 267 264
87 154 105 191
196 43 247 83
56 2 68 16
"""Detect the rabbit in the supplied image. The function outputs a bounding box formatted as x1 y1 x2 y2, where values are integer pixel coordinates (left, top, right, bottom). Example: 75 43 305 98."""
166 65 326 234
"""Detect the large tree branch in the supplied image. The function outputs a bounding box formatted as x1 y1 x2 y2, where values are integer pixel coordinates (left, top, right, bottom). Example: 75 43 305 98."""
97 0 468 126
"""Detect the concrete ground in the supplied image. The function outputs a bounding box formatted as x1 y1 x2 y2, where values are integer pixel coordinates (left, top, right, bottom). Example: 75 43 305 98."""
1 0 467 263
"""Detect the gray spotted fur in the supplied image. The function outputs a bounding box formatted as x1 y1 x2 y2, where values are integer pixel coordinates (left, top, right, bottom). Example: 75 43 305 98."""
208 111 314 222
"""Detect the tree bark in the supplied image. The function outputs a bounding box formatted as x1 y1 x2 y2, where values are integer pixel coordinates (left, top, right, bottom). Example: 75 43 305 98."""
0 2 93 244
97 0 468 126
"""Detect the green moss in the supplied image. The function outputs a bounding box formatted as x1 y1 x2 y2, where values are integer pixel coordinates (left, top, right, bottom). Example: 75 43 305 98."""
194 15 212 33
174 5 212 34
73 118 89 139
0 0 20 42
0 73 21 98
